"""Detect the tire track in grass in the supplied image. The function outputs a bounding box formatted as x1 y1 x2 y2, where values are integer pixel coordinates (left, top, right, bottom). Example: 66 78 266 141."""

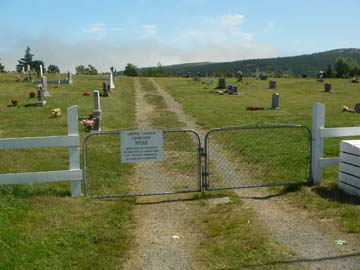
123 78 200 270
152 78 360 270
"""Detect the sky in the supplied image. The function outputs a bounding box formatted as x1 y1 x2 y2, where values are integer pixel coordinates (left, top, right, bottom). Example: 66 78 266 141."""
0 0 359 72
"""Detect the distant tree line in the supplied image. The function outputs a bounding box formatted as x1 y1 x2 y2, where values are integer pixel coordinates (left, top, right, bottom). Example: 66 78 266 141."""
75 64 98 75
150 49 360 78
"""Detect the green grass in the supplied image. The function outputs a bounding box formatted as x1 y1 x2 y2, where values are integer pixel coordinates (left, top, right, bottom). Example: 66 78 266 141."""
0 73 136 269
137 77 311 268
193 191 304 270
157 77 360 233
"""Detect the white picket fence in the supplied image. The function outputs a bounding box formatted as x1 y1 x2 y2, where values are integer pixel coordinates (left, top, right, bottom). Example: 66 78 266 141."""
311 102 360 183
0 106 82 196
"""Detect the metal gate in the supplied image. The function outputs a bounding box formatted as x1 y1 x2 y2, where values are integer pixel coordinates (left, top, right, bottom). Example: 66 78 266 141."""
83 125 312 198
203 124 312 190
83 129 201 198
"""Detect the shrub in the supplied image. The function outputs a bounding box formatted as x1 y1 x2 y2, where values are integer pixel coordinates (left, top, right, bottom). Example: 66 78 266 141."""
29 91 36 98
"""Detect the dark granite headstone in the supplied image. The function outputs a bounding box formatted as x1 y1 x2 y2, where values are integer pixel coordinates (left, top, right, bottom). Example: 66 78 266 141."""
269 80 277 89
324 83 332 92
217 78 226 89
355 103 360 113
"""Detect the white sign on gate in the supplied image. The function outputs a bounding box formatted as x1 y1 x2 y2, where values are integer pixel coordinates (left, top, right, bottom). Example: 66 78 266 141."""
121 130 163 163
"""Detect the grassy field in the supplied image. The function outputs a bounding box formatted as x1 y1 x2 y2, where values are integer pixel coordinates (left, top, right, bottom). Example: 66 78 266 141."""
0 73 135 269
157 77 360 233
1 74 359 269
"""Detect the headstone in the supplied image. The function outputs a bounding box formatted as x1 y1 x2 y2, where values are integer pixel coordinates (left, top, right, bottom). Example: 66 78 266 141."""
21 66 25 74
355 103 360 113
109 72 115 89
302 73 307 78
93 90 102 120
324 83 332 92
271 93 280 109
229 86 238 95
91 118 100 132
68 71 73 84
36 86 46 106
269 80 277 89
102 82 109 97
39 65 43 77
217 77 226 89
27 64 31 72
236 70 243 81
226 85 232 93
256 68 259 80
41 76 50 97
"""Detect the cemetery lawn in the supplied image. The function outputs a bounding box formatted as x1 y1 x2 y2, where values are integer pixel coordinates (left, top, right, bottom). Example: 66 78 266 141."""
0 74 136 269
157 77 360 233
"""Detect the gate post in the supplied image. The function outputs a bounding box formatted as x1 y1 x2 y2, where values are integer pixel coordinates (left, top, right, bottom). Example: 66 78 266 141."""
68 106 82 196
311 102 325 184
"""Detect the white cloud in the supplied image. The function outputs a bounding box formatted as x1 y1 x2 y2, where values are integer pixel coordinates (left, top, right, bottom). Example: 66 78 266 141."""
82 23 123 39
173 14 253 46
219 14 245 28
83 23 107 33
142 24 157 37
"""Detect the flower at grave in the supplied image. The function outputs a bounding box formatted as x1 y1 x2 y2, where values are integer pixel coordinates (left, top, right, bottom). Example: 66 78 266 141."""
83 91 91 96
80 118 95 131
29 91 36 98
246 105 264 111
51 108 62 118
10 98 19 106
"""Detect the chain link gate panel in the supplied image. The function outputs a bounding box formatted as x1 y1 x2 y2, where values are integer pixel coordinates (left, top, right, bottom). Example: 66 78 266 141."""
203 125 312 190
83 129 201 198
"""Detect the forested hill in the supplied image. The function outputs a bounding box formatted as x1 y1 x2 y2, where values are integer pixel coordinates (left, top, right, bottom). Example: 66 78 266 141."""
158 48 360 76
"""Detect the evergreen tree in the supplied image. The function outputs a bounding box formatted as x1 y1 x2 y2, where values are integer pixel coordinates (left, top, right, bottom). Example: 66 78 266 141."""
16 46 34 72
324 64 334 78
0 61 4 73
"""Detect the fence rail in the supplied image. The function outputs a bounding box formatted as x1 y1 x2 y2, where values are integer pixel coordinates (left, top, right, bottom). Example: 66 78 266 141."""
0 106 81 196
311 102 360 184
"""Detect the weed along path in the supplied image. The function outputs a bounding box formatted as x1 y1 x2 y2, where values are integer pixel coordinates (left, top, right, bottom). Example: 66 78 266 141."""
151 78 360 270
123 78 201 270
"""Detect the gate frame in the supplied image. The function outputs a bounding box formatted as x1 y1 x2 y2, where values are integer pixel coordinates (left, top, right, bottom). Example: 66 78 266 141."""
203 124 313 191
82 129 202 198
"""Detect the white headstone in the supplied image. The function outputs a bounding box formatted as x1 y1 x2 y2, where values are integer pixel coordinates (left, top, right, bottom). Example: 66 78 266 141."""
39 65 43 76
42 76 50 97
109 71 115 89
256 68 259 80
67 71 73 84
27 64 31 72
21 66 25 74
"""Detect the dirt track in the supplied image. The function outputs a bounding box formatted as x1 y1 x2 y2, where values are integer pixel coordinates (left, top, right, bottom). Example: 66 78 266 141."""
123 77 360 270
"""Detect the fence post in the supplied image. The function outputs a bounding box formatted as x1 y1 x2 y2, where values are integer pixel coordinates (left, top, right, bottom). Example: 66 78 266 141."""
311 102 325 184
68 106 81 196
